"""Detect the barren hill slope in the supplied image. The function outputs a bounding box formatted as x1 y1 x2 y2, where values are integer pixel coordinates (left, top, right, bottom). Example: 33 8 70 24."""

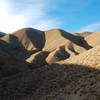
25 28 92 64
85 31 100 47
0 28 92 65
43 29 91 51
1 28 45 51
44 29 92 64
0 42 100 100
0 28 45 60
0 28 100 100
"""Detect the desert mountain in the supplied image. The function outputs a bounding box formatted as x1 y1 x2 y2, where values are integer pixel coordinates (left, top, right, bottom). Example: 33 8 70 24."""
0 28 92 65
0 39 100 100
0 28 44 59
0 27 100 100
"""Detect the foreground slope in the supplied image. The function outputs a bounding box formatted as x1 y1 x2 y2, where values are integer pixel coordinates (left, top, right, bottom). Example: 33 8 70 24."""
0 49 29 78
0 41 100 100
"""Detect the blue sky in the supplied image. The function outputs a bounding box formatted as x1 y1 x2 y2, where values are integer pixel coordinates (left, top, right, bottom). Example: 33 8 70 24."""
0 0 100 33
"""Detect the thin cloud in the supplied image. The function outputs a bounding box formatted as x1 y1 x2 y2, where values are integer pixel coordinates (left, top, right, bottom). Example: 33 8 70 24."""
78 22 100 32
0 0 97 33
34 19 60 30
0 0 60 33
0 0 26 33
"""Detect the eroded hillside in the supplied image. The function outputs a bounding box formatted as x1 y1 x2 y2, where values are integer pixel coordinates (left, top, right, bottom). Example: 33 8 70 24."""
0 28 92 65
0 28 100 100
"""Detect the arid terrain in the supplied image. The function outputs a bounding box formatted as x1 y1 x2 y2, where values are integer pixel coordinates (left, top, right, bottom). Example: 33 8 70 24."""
0 28 100 100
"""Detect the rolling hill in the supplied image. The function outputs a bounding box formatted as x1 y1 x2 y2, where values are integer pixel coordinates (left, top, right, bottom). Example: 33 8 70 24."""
0 27 100 100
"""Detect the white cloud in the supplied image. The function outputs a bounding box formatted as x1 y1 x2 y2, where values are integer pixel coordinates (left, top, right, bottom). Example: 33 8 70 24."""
0 0 60 33
0 0 26 33
78 22 100 32
33 19 60 30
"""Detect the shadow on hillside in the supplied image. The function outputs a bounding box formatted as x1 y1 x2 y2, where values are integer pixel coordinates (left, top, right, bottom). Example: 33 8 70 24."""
26 29 45 50
0 63 99 99
8 35 33 59
0 32 6 37
59 29 92 50
0 35 39 59
0 36 49 69
0 29 92 63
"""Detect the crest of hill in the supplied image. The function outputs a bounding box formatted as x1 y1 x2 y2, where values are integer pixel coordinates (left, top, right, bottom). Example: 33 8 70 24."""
0 28 45 60
43 29 90 51
1 28 45 51
85 30 100 47
43 29 92 64
1 28 91 52
75 31 92 37
0 28 92 65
